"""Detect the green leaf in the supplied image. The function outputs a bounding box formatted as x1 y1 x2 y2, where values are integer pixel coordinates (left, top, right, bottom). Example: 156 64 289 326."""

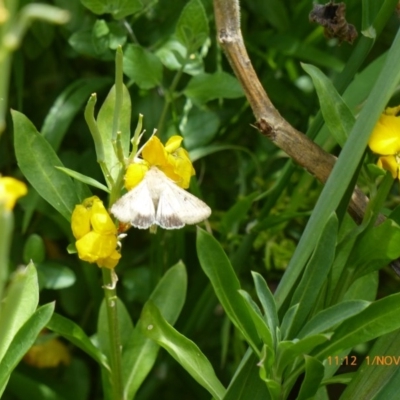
340 329 400 399
277 334 330 378
123 261 187 399
317 293 400 360
223 350 272 400
196 228 260 352
252 272 279 346
12 110 80 221
280 303 299 340
41 78 111 150
123 44 163 90
37 261 76 290
220 193 258 235
97 83 131 181
287 214 338 337
238 290 274 350
297 356 325 400
141 301 226 400
0 303 54 389
23 234 45 264
47 312 109 369
176 0 209 51
0 262 39 363
184 72 244 104
80 0 143 19
0 210 12 302
298 300 370 338
55 167 110 193
303 63 355 147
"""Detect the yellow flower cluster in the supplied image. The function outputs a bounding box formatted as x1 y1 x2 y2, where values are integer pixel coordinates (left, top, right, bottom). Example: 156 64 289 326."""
24 337 71 369
0 176 27 211
71 196 120 269
125 135 195 190
369 105 400 179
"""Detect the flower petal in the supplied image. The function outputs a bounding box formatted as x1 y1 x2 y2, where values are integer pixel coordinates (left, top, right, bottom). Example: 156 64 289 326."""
97 249 121 269
369 114 400 155
0 177 27 211
91 200 116 234
125 162 149 190
76 231 117 262
377 155 399 179
142 136 168 166
71 204 91 239
165 135 183 153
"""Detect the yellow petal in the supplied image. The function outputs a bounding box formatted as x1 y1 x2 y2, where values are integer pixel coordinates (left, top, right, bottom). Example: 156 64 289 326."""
165 135 183 153
377 155 399 179
91 200 116 234
142 136 168 166
76 231 117 262
71 204 91 239
97 249 121 269
0 177 27 211
125 162 149 190
369 114 400 155
24 338 71 368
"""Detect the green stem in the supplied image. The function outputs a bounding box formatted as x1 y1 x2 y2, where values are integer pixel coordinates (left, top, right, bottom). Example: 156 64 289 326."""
112 46 124 142
101 268 124 400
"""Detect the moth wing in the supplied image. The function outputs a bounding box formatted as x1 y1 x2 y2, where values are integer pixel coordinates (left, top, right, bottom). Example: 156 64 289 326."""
110 180 156 229
156 178 211 229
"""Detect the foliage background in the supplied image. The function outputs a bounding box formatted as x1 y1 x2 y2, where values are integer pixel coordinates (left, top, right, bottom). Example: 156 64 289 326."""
1 0 400 399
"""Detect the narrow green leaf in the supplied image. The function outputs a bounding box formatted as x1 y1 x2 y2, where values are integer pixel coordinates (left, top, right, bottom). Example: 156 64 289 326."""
123 261 187 399
0 262 39 362
55 167 110 193
0 210 13 302
184 72 244 104
176 0 209 51
123 44 163 90
297 356 325 400
196 228 260 352
238 290 274 350
303 63 355 147
47 312 109 369
0 303 54 388
12 110 80 221
298 300 370 338
141 301 226 400
317 293 400 360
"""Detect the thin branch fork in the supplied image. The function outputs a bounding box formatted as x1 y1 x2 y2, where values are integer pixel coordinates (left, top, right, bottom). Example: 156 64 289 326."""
213 0 381 225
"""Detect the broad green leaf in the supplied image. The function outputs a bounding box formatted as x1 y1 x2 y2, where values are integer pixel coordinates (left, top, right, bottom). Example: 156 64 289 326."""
141 301 226 400
0 303 54 388
55 167 110 193
23 234 45 264
47 312 109 369
37 261 76 290
343 271 379 302
238 290 274 350
0 211 12 301
277 334 330 378
0 262 39 362
316 293 400 360
175 0 209 51
252 272 279 346
220 193 258 235
123 261 187 399
287 213 338 338
68 28 114 59
41 78 111 151
297 356 325 400
303 63 355 147
298 300 370 338
340 329 400 400
184 72 244 104
80 0 143 19
223 349 272 400
12 110 80 221
97 83 131 181
196 228 260 352
123 44 163 90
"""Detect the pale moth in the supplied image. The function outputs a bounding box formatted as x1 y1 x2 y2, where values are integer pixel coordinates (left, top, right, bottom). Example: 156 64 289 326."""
111 166 211 230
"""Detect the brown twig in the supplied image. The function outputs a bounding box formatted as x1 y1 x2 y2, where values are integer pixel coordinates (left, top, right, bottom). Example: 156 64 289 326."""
213 0 383 225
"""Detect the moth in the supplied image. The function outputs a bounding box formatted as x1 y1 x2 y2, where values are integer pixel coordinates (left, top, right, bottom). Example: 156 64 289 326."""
111 166 211 230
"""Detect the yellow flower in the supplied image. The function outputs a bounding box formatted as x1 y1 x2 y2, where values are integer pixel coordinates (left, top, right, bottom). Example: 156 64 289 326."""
24 337 71 368
71 196 120 269
0 177 27 211
125 135 195 190
369 105 400 179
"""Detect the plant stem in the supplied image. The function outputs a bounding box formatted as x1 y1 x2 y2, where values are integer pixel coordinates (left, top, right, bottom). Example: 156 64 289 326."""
101 268 124 400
